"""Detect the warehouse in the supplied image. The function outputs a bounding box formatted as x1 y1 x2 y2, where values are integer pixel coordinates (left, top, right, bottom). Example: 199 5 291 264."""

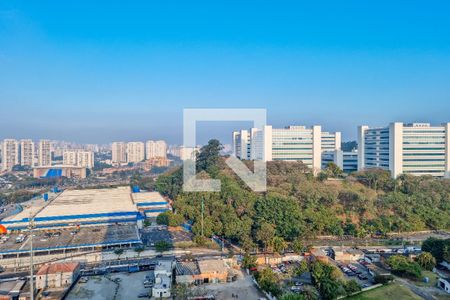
132 191 171 218
1 187 140 230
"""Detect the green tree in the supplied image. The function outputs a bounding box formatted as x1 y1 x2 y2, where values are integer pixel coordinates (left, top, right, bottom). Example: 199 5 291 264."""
416 252 436 271
325 162 343 178
422 238 450 263
134 246 145 258
386 255 422 278
255 267 282 297
343 279 361 296
155 240 173 252
241 252 257 269
273 236 288 254
256 222 275 252
156 211 185 227
320 278 344 300
295 260 309 276
114 248 124 260
280 294 307 300
292 239 304 254
196 139 223 173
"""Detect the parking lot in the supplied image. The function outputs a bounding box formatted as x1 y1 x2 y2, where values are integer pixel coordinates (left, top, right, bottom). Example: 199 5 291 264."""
141 226 192 246
336 260 373 288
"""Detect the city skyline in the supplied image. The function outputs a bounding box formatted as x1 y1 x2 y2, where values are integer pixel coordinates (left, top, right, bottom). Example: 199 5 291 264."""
1 1 450 144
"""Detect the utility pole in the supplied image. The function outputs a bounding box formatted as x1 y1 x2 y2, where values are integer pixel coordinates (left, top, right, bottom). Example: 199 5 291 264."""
201 195 204 237
28 214 35 300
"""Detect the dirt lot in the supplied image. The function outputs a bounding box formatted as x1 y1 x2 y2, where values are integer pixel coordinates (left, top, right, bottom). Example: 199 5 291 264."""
191 272 265 300
67 271 152 300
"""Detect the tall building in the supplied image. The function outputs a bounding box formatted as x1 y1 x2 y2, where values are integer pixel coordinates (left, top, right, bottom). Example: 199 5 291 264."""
127 142 145 163
146 140 168 159
358 122 450 178
232 125 341 172
38 140 52 167
63 150 94 169
1 139 19 171
20 139 35 167
111 142 127 165
179 146 199 161
322 149 358 173
232 130 251 160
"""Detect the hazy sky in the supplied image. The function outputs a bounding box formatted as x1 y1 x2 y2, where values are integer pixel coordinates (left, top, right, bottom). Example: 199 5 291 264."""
1 1 450 145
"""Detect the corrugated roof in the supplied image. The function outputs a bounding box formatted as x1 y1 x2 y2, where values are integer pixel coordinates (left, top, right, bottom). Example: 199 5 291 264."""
36 262 80 275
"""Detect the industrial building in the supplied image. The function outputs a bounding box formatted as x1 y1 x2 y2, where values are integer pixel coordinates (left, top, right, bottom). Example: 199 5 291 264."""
33 165 87 179
132 191 171 218
1 187 139 230
0 187 170 259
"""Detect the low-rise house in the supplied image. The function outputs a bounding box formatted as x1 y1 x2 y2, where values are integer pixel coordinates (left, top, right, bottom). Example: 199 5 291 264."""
176 258 230 285
197 259 229 283
438 277 450 294
152 260 174 298
309 248 329 263
333 247 364 262
36 262 81 290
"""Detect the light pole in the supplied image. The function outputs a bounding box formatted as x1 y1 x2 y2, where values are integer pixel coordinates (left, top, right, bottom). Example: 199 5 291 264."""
28 215 35 300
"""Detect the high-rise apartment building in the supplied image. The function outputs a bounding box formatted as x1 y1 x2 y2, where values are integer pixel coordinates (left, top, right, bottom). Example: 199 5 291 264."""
358 122 450 178
63 150 94 169
146 140 167 159
20 139 35 167
1 139 19 171
111 142 127 165
127 142 145 163
233 125 341 172
38 140 52 167
179 146 199 161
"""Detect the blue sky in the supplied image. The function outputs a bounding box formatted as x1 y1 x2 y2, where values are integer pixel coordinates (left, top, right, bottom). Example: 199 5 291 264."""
1 1 449 144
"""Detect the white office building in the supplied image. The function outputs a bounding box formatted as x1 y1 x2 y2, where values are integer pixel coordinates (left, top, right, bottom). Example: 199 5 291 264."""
126 142 145 163
111 142 127 165
358 122 450 178
63 150 94 169
322 149 358 173
1 139 19 171
38 140 52 167
20 139 35 167
146 140 168 159
233 125 341 172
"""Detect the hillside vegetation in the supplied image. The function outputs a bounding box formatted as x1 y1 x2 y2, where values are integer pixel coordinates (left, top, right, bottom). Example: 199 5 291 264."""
156 140 450 251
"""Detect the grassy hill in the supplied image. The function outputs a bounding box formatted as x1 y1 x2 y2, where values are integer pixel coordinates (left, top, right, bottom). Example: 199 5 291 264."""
155 140 450 251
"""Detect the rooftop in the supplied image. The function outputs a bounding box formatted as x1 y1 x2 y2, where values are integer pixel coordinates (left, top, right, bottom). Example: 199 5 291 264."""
197 259 228 275
155 260 173 273
131 191 166 204
36 262 80 275
36 186 136 218
0 224 140 254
